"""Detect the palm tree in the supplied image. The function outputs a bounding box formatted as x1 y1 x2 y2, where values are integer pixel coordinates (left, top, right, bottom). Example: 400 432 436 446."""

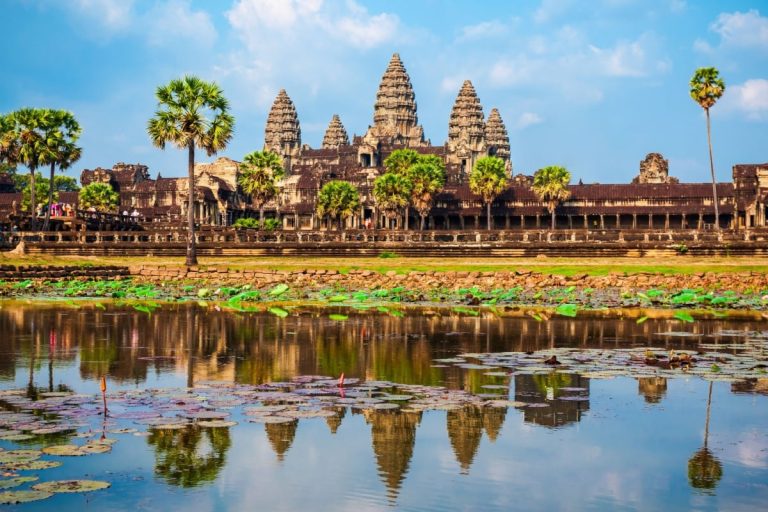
373 172 412 229
147 76 234 266
384 149 420 230
469 156 508 230
532 165 572 230
406 161 446 230
79 183 120 212
0 108 53 230
41 110 81 231
690 67 725 230
316 180 360 230
688 382 723 492
237 150 284 226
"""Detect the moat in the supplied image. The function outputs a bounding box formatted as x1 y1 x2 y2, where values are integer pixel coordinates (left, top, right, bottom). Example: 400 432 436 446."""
0 302 766 510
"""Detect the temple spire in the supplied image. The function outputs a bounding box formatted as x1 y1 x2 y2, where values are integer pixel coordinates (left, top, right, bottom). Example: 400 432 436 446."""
322 114 349 149
485 108 511 170
264 89 301 170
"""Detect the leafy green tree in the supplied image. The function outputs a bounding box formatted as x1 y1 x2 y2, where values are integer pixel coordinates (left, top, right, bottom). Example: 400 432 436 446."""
148 426 232 488
384 149 420 176
0 108 55 229
21 173 55 212
316 180 360 230
41 110 81 231
147 76 235 265
469 156 508 230
373 173 412 228
237 150 284 225
690 67 725 230
78 182 119 213
532 165 572 230
406 161 446 230
53 175 80 192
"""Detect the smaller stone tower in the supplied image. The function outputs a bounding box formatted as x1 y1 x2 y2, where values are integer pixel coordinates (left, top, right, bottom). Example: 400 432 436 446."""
446 80 486 176
485 108 511 172
633 153 678 184
322 115 349 149
264 89 302 172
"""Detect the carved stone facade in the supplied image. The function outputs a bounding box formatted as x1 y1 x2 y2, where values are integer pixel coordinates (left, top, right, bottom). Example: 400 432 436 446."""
322 115 349 149
446 80 487 177
485 108 511 171
633 153 678 184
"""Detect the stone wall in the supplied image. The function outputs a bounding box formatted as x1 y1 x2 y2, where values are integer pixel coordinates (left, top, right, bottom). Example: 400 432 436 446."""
0 265 130 280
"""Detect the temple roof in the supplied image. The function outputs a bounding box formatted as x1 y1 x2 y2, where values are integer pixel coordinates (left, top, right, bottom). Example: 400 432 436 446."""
448 80 485 147
264 89 301 154
485 108 510 162
322 115 349 149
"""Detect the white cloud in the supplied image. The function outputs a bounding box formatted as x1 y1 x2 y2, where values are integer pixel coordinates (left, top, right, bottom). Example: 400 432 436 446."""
722 79 768 121
711 10 768 49
335 12 399 49
145 0 217 47
590 34 669 77
71 0 134 29
533 0 574 24
515 112 543 129
458 20 509 41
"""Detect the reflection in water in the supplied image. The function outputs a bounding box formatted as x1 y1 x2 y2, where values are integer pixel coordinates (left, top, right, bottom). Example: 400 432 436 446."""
638 377 668 404
447 406 484 474
148 425 232 488
364 409 422 500
325 407 345 434
688 382 723 493
265 420 298 462
515 373 590 428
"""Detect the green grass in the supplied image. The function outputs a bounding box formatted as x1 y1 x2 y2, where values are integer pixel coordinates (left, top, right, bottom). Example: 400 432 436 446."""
3 254 768 276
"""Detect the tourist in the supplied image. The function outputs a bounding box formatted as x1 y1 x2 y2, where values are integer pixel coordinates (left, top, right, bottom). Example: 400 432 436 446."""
131 209 140 222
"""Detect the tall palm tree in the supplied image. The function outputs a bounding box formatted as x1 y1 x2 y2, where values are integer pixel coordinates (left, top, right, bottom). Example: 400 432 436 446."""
406 161 446 230
384 149 420 229
690 67 725 230
532 165 572 230
237 150 284 226
147 76 234 266
469 156 508 230
0 108 53 230
316 180 360 230
41 110 81 231
373 172 412 229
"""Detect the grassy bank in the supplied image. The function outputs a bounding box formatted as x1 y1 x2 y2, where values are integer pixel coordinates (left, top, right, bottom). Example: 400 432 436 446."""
3 253 768 276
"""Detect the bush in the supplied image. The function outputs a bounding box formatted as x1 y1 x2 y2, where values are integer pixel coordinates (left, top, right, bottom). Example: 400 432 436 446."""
232 217 282 230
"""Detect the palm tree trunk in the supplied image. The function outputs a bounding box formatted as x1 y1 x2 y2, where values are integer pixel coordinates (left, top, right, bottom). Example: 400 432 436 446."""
187 143 197 266
29 167 37 231
551 205 556 230
259 206 264 228
487 201 492 230
43 162 56 231
706 108 720 231
420 213 425 231
404 206 409 230
704 381 713 448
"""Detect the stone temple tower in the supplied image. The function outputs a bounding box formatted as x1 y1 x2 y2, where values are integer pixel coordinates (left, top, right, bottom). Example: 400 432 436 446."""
322 115 349 149
485 108 512 172
446 80 486 176
361 53 427 160
264 89 302 172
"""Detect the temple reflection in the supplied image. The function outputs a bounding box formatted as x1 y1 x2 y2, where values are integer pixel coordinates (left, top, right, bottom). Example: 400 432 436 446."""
264 420 298 462
515 373 590 428
638 377 668 404
364 409 422 500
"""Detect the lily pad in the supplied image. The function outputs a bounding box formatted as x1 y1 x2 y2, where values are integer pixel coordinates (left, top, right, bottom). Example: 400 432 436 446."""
0 450 42 464
197 420 237 428
0 460 62 471
32 480 111 493
42 445 88 457
0 476 38 490
0 490 53 504
328 314 349 321
268 307 288 318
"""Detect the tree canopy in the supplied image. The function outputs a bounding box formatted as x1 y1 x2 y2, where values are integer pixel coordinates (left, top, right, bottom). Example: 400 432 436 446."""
690 67 725 111
373 172 412 221
469 156 508 230
406 161 446 230
316 180 360 229
384 149 420 176
237 150 284 224
79 182 119 213
532 165 571 229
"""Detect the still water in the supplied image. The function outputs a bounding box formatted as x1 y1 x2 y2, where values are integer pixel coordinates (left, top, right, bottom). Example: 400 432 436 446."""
0 302 767 511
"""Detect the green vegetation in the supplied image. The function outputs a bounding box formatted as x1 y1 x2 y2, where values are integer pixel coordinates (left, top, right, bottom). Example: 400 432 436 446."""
372 172 412 226
78 183 119 213
316 180 360 230
40 110 82 231
237 150 284 225
147 75 235 266
469 156 508 230
690 67 725 230
232 217 281 230
532 165 571 230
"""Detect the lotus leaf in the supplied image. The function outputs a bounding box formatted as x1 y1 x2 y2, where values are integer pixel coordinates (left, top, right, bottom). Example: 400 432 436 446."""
32 480 111 493
0 476 38 490
0 490 53 504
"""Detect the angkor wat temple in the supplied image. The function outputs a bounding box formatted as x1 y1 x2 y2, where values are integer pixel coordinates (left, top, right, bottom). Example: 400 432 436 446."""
2 53 767 231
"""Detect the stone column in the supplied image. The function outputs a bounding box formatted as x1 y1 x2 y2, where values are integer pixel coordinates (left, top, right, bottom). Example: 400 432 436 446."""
665 214 670 230
599 215 605 229
632 214 637 229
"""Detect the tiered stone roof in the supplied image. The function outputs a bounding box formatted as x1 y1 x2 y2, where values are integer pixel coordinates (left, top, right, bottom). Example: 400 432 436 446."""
374 53 418 130
264 89 301 156
321 115 349 149
485 108 511 165
447 80 485 148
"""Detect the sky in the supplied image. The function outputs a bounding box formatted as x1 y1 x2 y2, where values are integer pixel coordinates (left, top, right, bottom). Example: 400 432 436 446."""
1 0 767 184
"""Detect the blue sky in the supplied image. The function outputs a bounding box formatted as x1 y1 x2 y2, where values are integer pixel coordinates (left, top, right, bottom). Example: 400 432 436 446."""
2 0 766 184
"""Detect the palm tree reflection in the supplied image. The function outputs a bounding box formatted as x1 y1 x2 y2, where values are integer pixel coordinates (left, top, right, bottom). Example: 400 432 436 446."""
688 382 723 493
